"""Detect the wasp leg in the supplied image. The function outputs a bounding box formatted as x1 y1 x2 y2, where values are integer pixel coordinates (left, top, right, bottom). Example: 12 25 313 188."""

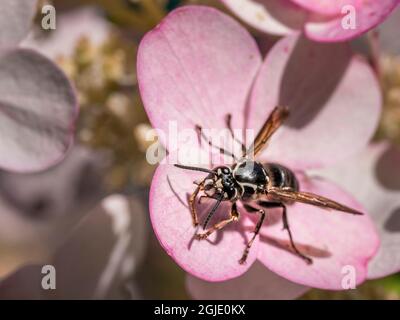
258 201 313 265
195 124 238 162
189 183 203 227
225 114 246 156
281 204 313 264
239 204 266 264
195 202 239 240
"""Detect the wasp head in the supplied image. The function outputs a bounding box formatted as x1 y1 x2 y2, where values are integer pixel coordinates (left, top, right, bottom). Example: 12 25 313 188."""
174 164 240 201
203 166 240 201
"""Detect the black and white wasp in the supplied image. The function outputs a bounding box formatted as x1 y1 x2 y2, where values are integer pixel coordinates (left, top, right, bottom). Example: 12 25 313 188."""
175 106 362 265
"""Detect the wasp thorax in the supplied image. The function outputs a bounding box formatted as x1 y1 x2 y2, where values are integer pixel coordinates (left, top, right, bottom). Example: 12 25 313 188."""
233 160 268 199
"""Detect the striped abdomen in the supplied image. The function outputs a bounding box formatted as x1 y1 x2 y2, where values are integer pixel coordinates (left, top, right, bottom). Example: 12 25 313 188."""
263 163 299 191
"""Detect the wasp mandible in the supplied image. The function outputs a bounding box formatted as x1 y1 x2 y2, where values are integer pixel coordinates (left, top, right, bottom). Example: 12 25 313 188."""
175 106 363 265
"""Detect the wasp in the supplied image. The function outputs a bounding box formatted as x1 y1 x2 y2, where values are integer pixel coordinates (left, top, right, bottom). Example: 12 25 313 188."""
175 106 363 265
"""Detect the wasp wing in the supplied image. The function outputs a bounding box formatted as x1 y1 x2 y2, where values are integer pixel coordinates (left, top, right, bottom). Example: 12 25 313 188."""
246 106 289 158
267 188 364 215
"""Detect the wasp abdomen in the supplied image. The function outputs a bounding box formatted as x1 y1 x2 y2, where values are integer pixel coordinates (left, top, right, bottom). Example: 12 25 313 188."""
263 163 299 191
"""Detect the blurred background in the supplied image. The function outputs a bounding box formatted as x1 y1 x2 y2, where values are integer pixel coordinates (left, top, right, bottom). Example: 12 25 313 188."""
0 0 399 299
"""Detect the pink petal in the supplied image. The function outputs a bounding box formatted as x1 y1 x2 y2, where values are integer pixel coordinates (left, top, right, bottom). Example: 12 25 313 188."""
137 5 261 151
221 0 309 36
150 163 259 281
257 174 379 290
0 0 37 48
305 1 399 42
186 261 308 299
290 0 360 15
248 34 381 170
314 143 400 279
0 49 78 172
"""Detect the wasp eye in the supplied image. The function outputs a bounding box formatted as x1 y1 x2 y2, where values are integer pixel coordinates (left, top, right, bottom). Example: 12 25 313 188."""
204 178 215 189
222 167 230 174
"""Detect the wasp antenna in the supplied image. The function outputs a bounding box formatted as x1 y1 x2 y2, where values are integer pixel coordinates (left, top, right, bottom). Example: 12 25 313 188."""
349 209 364 215
174 164 214 174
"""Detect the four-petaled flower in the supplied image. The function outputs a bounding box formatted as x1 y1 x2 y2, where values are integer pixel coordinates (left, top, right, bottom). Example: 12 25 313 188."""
137 6 382 298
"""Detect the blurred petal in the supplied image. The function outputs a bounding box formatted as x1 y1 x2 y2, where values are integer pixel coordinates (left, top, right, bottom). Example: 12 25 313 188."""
0 146 106 278
0 194 148 299
0 266 42 299
313 143 400 279
0 0 37 48
290 0 359 15
22 6 111 59
97 194 148 298
150 163 259 281
0 49 78 172
186 261 308 299
305 1 399 42
257 174 379 290
222 0 399 42
248 34 381 170
379 5 400 55
137 5 261 150
221 0 308 36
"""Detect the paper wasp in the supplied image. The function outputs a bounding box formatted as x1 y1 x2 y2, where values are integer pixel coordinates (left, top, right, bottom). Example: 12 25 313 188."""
175 106 363 264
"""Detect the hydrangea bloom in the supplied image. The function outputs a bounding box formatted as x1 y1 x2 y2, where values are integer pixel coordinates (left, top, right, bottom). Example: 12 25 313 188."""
0 0 78 172
221 0 399 42
316 143 400 280
138 6 382 295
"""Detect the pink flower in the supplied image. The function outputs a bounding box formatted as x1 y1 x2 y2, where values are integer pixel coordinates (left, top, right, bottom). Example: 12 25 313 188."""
316 143 400 280
221 0 399 42
0 0 78 172
137 6 381 297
